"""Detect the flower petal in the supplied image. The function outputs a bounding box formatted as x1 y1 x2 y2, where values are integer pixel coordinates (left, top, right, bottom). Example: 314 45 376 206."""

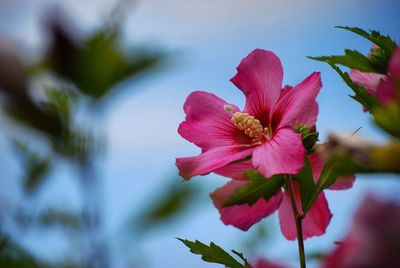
230 49 283 124
211 180 282 231
176 145 255 180
214 160 254 180
349 70 386 95
278 181 332 240
271 72 322 129
252 128 305 178
389 47 400 78
254 259 287 268
179 91 251 151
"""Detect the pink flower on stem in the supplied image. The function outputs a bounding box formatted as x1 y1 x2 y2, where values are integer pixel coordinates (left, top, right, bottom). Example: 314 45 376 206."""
211 152 355 239
176 49 322 180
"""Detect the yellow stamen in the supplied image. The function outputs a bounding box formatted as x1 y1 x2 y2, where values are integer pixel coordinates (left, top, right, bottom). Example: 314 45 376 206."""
224 104 264 141
232 112 264 140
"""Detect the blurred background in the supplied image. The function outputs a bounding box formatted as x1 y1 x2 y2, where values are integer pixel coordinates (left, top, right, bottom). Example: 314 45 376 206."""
0 0 399 267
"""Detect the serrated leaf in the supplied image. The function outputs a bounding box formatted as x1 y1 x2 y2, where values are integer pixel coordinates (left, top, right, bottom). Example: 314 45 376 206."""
336 26 397 55
178 239 245 268
309 49 384 73
327 63 380 112
231 250 249 266
298 156 316 212
222 171 283 207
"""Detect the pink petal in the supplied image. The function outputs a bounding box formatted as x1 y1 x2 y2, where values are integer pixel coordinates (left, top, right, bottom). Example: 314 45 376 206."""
309 152 355 190
389 47 400 78
278 181 332 240
377 77 397 106
178 91 251 151
214 160 255 180
230 49 283 124
271 72 322 130
329 175 355 190
254 259 286 268
349 70 386 96
252 128 305 178
210 180 282 231
176 145 255 180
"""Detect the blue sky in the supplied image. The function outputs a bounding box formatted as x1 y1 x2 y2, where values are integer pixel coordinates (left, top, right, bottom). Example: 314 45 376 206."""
1 0 400 267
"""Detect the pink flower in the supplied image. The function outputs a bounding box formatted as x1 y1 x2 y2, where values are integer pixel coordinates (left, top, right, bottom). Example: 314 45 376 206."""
211 152 354 239
376 47 400 106
252 258 287 268
176 49 322 180
348 70 386 97
349 47 400 107
323 195 400 268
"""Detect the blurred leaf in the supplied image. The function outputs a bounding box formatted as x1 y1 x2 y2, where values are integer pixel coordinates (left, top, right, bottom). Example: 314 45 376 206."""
309 49 384 73
336 26 397 55
373 102 400 138
39 209 80 230
13 140 52 194
297 156 316 212
223 171 283 207
41 86 78 129
0 235 41 268
178 239 245 268
138 180 200 231
43 20 163 100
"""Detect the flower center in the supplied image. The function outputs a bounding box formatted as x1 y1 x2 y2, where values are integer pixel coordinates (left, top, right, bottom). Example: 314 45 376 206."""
224 105 265 141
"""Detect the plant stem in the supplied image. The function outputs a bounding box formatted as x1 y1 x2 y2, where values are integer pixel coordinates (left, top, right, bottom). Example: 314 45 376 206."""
284 175 306 268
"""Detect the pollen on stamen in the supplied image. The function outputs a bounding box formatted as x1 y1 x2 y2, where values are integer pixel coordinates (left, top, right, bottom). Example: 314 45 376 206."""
232 112 264 140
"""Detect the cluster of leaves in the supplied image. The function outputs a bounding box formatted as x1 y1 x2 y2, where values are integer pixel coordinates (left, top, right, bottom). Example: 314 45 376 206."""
309 26 397 113
309 26 400 139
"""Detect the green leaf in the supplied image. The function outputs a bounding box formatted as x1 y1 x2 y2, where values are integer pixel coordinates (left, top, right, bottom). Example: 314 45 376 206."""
295 125 319 153
231 250 249 266
297 156 316 212
336 26 397 55
309 49 384 73
327 63 380 112
13 140 52 194
222 171 284 207
178 239 245 268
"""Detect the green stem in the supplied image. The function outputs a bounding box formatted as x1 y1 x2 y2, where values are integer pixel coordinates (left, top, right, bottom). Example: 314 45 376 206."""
284 175 306 268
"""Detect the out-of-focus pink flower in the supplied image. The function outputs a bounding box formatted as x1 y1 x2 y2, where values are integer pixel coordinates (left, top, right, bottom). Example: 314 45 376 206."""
349 47 400 107
176 49 322 180
376 47 400 106
252 258 287 268
210 151 354 239
323 195 400 268
348 70 386 96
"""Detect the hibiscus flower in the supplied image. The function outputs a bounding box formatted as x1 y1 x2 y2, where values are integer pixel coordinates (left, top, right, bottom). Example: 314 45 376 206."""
176 49 322 180
211 152 355 240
